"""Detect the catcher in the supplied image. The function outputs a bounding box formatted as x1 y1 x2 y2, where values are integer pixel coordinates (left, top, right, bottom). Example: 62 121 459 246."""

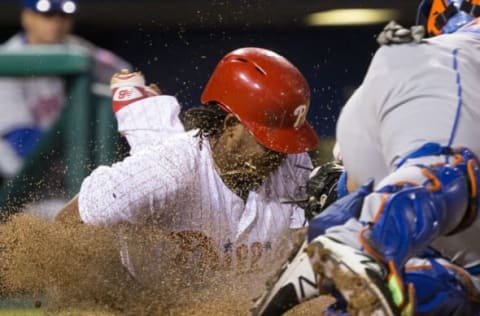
251 2 480 315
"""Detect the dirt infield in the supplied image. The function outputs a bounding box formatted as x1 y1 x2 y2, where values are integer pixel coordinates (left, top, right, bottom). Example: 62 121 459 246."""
0 296 334 315
0 214 333 315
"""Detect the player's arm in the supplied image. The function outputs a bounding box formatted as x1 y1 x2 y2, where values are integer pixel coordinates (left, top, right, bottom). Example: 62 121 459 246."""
111 71 184 155
75 140 196 226
115 95 185 155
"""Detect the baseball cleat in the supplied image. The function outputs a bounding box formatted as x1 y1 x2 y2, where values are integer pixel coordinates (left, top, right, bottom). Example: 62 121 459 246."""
250 240 320 316
111 69 160 113
306 236 414 316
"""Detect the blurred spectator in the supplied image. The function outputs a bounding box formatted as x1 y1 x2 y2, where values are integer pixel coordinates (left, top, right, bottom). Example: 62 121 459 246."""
0 0 131 182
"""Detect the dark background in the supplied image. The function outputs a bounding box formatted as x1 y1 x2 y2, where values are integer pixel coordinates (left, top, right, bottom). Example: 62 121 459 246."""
0 0 420 137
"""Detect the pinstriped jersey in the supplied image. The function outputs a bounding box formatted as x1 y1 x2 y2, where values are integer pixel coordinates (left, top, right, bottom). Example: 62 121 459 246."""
78 96 311 276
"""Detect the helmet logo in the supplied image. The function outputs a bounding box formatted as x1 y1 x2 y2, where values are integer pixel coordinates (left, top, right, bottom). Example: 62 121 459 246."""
293 105 307 129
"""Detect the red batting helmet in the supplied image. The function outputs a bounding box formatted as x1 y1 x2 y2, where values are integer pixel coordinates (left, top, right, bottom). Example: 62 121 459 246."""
201 47 319 154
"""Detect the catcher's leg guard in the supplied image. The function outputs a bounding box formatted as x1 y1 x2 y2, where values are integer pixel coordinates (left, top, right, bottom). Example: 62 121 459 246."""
405 258 480 316
361 145 480 269
355 144 480 313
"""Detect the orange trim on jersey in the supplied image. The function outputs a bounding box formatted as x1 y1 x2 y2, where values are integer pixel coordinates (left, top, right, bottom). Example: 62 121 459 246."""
405 264 432 271
393 180 421 187
359 227 385 264
372 193 389 223
388 261 405 294
407 283 416 313
369 181 422 225
451 153 464 166
388 261 414 310
359 190 409 263
422 168 442 192
467 160 478 198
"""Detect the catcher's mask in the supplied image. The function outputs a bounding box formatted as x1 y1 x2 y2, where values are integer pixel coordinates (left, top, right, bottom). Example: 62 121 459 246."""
417 0 480 36
201 47 319 154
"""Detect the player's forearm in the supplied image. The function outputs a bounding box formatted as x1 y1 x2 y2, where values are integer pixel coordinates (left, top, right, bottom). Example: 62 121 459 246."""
76 156 173 225
76 165 130 225
115 95 184 154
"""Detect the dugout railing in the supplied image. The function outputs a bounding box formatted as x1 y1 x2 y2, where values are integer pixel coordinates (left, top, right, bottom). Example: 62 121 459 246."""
0 46 124 217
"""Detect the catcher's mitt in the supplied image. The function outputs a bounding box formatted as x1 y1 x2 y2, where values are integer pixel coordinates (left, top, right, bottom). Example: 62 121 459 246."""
303 161 344 220
376 20 425 46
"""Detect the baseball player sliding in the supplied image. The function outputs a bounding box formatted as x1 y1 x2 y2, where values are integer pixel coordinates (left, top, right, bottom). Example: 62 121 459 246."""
251 1 480 315
56 47 320 284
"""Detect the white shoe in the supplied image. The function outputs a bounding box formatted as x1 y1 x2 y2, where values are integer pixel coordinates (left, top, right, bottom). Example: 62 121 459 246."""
250 240 319 316
306 236 414 316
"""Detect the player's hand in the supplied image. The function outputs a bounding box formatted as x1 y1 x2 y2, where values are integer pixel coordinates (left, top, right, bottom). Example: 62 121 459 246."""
111 70 162 113
376 21 425 46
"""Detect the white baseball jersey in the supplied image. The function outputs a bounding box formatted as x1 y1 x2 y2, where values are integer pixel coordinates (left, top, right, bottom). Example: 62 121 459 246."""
0 33 130 177
78 96 312 279
335 25 480 269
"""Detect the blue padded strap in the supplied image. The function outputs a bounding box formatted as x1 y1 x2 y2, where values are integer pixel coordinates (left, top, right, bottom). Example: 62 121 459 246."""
336 171 349 199
405 259 480 316
395 142 451 168
308 179 373 242
363 147 480 268
362 185 448 268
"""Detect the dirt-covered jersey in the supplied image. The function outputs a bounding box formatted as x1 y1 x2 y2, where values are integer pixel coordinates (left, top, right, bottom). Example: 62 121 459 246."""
78 96 312 279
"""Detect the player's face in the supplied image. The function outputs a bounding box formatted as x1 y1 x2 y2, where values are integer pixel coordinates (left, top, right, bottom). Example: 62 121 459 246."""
214 118 286 186
233 124 286 176
21 9 73 44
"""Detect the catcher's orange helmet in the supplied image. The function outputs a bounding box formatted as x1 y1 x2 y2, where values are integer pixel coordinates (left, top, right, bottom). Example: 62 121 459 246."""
201 47 319 154
417 0 480 36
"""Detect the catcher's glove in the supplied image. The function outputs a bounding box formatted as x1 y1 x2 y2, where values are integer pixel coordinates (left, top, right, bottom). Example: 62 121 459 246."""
303 161 344 220
376 20 425 46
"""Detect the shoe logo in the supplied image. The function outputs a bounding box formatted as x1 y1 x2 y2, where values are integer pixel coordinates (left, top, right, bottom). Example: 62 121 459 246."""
355 251 387 278
298 275 318 298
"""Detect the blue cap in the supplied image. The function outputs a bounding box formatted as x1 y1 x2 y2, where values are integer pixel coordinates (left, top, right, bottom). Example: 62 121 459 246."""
22 0 78 15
